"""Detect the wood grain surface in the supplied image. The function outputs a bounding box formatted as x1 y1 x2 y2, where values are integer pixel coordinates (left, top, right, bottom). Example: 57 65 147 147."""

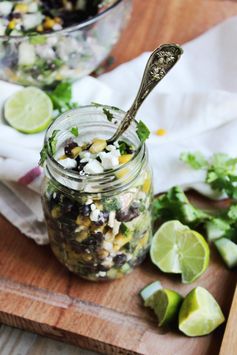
1 0 237 354
219 285 237 355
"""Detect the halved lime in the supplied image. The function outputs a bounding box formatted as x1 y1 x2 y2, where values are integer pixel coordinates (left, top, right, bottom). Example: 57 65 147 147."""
4 87 53 134
179 287 225 336
152 288 183 326
150 220 210 283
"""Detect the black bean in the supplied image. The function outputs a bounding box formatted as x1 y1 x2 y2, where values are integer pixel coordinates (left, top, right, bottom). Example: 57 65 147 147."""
113 254 127 267
64 141 78 157
79 204 91 217
116 206 140 222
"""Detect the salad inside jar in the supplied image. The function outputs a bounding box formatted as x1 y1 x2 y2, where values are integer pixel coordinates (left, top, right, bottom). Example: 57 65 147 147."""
0 0 131 86
41 106 153 281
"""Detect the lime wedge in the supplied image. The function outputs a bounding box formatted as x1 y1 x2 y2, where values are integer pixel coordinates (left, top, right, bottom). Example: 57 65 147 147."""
179 287 225 336
140 281 163 306
152 288 183 326
150 220 210 283
4 87 53 134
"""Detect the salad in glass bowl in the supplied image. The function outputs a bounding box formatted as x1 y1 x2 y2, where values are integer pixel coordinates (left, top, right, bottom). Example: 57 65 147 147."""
0 0 132 86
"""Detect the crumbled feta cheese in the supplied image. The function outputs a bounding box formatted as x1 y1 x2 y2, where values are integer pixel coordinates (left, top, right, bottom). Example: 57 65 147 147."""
101 256 113 268
103 241 113 251
108 211 116 228
90 204 96 211
59 158 77 169
18 42 36 65
86 198 93 205
84 160 104 174
28 2 38 13
97 271 106 277
36 45 56 60
106 145 116 151
53 24 63 31
0 2 13 16
112 220 121 236
90 208 101 222
22 13 44 30
99 152 119 170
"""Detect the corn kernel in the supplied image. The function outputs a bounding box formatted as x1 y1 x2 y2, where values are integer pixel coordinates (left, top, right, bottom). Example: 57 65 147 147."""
8 20 16 30
156 128 167 136
89 138 107 154
36 25 43 32
59 154 67 160
113 233 132 251
51 206 61 219
43 18 55 30
71 146 82 158
118 154 133 165
54 17 62 24
15 3 28 13
142 177 151 193
116 168 129 179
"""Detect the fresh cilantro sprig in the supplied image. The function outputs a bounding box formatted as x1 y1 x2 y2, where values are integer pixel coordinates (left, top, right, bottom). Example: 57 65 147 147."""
136 120 150 143
70 127 79 137
181 151 237 199
47 82 78 113
39 129 59 166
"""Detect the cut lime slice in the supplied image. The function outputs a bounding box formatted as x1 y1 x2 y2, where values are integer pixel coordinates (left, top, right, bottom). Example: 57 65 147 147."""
179 287 225 336
4 87 53 134
152 288 183 326
140 281 162 306
214 238 237 268
150 220 210 283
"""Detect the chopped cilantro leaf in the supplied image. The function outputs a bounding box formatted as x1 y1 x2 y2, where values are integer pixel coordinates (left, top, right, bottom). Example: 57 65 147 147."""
103 108 113 122
103 198 120 211
47 82 78 113
120 223 130 237
136 120 150 143
29 35 47 45
180 151 208 169
92 102 120 111
39 130 59 166
70 127 79 137
118 140 134 155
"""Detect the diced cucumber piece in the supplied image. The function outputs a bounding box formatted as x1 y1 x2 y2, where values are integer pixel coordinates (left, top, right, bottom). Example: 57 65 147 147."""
206 219 231 241
140 281 162 303
214 238 237 268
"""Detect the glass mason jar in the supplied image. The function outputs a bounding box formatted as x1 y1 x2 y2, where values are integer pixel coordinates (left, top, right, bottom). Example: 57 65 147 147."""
41 106 153 281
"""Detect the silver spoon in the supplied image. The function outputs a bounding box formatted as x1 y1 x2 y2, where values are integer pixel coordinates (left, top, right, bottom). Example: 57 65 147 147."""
107 43 183 144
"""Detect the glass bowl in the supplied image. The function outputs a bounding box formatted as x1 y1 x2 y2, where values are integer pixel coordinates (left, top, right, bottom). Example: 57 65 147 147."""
0 0 132 87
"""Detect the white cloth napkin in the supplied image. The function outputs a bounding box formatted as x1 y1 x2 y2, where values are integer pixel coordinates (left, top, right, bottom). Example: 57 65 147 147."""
1 16 237 244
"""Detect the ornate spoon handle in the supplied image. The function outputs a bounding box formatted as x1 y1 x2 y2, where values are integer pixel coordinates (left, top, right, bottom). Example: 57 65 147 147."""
107 43 183 144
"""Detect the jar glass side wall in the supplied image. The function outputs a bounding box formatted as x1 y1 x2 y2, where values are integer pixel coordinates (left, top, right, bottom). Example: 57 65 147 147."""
42 163 153 281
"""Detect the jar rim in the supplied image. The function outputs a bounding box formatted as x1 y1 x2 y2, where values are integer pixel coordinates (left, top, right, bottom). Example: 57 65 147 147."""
44 105 146 193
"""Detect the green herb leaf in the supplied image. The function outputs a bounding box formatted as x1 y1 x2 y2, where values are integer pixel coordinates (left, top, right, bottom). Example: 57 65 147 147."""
92 102 120 111
47 82 78 113
152 186 210 227
70 127 79 137
29 35 47 45
120 223 130 237
39 130 60 166
103 108 113 122
118 140 134 155
103 198 120 211
136 120 150 143
180 151 208 169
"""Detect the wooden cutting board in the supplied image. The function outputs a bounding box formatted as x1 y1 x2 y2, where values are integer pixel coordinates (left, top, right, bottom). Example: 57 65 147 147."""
220 285 237 355
0 215 236 355
1 0 237 354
